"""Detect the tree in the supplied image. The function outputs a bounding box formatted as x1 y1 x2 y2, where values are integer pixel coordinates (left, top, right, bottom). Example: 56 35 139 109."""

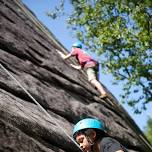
48 0 152 113
145 117 152 144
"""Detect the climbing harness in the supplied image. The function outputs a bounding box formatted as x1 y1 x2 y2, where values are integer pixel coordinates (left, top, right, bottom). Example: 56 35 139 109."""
0 63 83 152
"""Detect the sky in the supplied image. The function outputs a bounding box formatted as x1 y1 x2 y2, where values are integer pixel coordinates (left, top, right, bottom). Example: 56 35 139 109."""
22 0 152 131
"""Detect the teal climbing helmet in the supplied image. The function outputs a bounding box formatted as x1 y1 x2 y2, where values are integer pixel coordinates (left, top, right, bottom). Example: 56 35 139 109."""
73 118 105 138
72 42 82 49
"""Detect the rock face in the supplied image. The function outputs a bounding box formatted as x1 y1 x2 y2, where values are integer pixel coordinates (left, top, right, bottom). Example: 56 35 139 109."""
0 0 151 152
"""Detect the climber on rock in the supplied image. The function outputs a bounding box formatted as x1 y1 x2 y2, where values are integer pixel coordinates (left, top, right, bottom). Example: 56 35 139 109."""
73 118 127 152
58 42 107 99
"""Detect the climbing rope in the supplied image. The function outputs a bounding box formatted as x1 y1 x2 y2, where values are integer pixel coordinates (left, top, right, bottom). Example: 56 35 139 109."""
0 63 82 152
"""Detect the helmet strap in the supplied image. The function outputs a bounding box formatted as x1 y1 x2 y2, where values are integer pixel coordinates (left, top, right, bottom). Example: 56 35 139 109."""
84 129 96 146
86 135 94 146
86 136 94 152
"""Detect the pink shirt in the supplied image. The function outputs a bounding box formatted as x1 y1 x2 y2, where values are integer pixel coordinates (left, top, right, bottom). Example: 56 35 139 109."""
71 48 97 68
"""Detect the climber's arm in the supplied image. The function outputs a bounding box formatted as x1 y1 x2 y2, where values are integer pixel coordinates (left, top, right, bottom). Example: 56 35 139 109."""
62 53 72 60
57 51 72 60
57 50 81 69
70 64 81 70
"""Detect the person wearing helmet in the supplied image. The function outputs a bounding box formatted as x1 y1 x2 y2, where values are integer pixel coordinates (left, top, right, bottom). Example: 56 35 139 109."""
73 118 127 152
58 42 107 98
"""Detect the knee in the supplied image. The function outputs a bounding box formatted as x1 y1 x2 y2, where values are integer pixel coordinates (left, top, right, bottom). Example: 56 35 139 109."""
90 79 97 84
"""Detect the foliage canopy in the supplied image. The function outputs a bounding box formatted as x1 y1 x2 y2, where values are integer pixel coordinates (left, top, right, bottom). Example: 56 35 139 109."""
145 117 152 144
48 0 152 113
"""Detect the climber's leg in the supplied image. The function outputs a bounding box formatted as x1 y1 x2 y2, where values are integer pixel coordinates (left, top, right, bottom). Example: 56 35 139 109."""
86 67 107 98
